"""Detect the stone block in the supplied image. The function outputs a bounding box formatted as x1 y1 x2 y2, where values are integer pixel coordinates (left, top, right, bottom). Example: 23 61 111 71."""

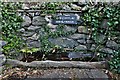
22 15 31 27
75 45 87 50
49 37 79 48
27 25 40 31
32 16 46 26
78 26 87 33
106 40 119 50
69 34 87 40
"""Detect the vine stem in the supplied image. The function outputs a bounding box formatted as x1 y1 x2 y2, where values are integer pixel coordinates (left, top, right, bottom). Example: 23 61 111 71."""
88 19 109 62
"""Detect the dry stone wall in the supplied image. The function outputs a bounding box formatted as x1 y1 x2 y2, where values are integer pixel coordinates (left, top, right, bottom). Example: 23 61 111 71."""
19 10 46 48
0 2 120 77
16 2 120 59
1 2 120 60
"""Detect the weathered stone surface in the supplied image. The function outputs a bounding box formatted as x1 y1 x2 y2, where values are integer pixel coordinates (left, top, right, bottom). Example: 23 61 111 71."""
32 16 46 26
74 69 89 78
106 40 119 50
81 5 89 11
81 69 109 79
77 39 86 44
27 25 40 31
75 45 87 50
63 26 77 33
90 69 109 78
22 32 35 37
6 59 108 69
22 3 30 9
22 15 31 26
0 41 7 54
62 5 71 10
34 12 41 16
3 68 109 79
0 41 7 47
77 2 87 6
87 39 93 44
69 34 87 39
86 43 92 50
99 48 113 54
68 52 92 58
29 12 34 17
77 39 92 44
49 37 79 48
0 66 3 76
86 40 93 50
47 23 57 29
27 40 41 48
70 4 81 10
90 44 96 51
41 69 108 79
41 69 73 78
18 28 25 33
0 54 6 66
78 26 87 33
27 33 39 40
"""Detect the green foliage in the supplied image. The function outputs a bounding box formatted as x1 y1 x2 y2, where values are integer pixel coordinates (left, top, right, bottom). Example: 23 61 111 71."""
20 48 40 53
109 50 120 74
1 2 120 74
40 2 60 15
82 3 120 73
40 2 71 15
1 2 24 58
39 25 72 59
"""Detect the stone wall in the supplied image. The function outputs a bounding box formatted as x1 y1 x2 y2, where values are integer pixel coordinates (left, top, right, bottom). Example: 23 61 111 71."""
0 2 120 77
17 2 120 59
18 10 45 48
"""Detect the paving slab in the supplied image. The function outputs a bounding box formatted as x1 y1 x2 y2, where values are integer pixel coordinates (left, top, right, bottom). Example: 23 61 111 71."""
2 67 111 80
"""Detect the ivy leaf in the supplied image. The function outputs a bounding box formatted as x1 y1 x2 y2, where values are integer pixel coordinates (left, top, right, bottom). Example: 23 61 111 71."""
107 22 112 26
114 21 119 25
31 48 40 52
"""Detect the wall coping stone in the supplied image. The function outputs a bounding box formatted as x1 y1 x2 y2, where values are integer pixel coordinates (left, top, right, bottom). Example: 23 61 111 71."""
6 59 108 69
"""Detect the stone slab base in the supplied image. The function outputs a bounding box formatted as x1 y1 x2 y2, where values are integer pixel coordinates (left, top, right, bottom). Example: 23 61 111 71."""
6 59 108 69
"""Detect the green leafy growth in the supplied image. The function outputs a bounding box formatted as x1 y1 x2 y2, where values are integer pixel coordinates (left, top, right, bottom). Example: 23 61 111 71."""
1 2 24 58
82 3 120 74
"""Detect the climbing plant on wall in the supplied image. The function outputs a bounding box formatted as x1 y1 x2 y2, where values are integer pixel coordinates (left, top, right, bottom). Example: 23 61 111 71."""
1 2 24 58
82 3 120 73
0 2 119 74
39 2 77 60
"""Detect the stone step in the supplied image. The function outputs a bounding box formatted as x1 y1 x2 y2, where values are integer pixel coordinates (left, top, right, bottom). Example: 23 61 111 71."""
6 59 108 69
6 68 109 80
38 69 109 79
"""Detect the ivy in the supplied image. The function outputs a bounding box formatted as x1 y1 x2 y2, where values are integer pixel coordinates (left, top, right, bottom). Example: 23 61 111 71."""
82 3 120 74
1 2 24 58
109 50 120 74
39 24 73 60
1 2 120 74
